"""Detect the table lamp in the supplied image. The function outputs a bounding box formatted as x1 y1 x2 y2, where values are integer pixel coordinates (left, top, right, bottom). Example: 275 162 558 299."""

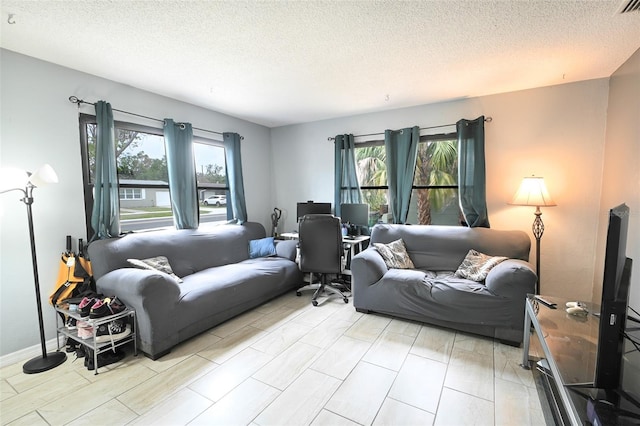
1 164 67 373
509 176 556 294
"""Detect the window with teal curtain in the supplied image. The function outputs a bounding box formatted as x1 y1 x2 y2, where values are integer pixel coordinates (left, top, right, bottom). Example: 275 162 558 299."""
164 119 198 229
457 116 490 228
334 134 362 218
223 132 247 224
384 126 420 224
90 101 120 240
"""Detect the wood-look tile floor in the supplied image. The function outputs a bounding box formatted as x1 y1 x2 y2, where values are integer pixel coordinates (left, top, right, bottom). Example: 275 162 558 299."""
0 292 545 425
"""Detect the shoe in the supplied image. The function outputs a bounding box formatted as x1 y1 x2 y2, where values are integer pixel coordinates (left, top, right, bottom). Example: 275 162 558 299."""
85 348 126 371
89 297 126 319
66 317 77 330
95 319 131 343
78 296 99 318
65 338 78 353
76 320 93 339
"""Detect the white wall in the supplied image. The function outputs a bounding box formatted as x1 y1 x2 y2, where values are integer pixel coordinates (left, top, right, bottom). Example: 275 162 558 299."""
594 48 640 310
271 79 610 301
0 49 273 356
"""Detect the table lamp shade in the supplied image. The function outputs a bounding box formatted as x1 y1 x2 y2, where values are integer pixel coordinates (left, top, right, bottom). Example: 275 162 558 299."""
510 176 556 207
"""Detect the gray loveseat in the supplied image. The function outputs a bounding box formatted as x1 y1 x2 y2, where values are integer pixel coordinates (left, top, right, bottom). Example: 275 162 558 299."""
88 222 302 359
351 224 536 345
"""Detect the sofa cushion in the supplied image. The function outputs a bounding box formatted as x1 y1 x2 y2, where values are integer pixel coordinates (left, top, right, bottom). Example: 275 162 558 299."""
369 224 531 270
88 222 268 280
374 239 415 269
455 249 507 282
249 237 277 258
128 256 183 282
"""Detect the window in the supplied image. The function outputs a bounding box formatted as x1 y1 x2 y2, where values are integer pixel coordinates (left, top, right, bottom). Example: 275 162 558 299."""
119 188 143 200
354 132 461 226
79 114 229 236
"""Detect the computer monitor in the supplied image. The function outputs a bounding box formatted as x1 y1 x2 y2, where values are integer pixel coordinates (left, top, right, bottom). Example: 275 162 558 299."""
340 203 369 227
296 201 331 222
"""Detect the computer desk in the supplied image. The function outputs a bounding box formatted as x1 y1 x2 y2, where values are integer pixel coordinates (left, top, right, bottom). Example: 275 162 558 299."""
280 232 370 275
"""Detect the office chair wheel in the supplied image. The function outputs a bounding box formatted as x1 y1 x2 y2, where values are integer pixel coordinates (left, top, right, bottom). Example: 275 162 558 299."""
312 300 318 307
296 291 301 296
343 297 349 303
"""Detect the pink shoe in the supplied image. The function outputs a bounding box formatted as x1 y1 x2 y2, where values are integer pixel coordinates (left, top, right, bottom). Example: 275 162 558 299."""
79 296 99 317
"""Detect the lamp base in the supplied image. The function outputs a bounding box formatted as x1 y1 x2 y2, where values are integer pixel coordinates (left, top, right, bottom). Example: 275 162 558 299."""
23 351 66 374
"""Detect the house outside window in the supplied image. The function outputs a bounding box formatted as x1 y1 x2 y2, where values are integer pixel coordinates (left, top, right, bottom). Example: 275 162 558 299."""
79 114 229 235
355 132 461 226
119 187 144 200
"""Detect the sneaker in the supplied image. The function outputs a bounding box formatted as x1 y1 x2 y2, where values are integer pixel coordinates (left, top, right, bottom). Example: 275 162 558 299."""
66 317 77 330
76 321 93 339
86 348 126 371
89 297 126 319
95 319 131 343
78 296 99 318
64 338 78 353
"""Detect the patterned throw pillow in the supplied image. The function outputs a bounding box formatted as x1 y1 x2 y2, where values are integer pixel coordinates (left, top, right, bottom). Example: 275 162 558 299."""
127 256 183 283
373 239 415 269
455 249 508 282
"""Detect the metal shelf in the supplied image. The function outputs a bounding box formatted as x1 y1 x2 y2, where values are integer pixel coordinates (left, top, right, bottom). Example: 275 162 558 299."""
55 305 137 374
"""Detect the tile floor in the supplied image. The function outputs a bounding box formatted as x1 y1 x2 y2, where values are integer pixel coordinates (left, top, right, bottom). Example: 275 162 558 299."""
0 292 545 425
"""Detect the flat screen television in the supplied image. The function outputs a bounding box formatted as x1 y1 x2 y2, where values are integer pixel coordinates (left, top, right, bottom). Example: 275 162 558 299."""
296 201 331 222
594 203 633 391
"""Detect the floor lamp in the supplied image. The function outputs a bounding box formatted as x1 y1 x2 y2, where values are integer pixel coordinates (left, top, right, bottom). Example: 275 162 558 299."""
0 164 67 374
509 176 556 295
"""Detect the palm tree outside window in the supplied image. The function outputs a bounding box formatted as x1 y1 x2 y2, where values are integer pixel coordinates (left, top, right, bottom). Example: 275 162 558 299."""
355 132 462 226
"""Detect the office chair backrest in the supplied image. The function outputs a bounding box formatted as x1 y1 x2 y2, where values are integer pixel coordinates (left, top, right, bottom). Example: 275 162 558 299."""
299 214 343 274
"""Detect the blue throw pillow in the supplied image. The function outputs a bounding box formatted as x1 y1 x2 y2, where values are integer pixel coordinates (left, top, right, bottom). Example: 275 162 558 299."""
249 237 276 258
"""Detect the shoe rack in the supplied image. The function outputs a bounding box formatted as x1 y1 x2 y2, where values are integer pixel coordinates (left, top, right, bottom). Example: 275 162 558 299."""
54 305 137 374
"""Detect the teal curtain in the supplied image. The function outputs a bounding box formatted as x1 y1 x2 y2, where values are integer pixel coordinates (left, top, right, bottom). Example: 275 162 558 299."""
223 132 248 224
384 126 419 224
90 101 120 240
164 119 198 229
457 116 490 228
334 134 362 218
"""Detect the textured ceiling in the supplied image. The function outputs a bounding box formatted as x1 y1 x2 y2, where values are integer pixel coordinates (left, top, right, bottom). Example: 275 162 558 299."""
1 1 639 127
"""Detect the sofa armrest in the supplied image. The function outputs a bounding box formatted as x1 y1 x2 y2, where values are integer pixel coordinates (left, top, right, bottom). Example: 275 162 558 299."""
275 239 298 261
351 248 388 289
485 259 536 299
96 268 181 358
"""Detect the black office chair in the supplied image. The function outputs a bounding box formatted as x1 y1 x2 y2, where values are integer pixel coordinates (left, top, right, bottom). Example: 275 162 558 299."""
296 214 349 306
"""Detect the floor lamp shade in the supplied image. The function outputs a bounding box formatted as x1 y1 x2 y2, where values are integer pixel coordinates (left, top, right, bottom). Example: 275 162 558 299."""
510 176 556 208
509 176 556 294
0 164 67 374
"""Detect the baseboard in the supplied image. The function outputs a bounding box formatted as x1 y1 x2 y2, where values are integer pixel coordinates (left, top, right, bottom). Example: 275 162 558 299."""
0 337 60 369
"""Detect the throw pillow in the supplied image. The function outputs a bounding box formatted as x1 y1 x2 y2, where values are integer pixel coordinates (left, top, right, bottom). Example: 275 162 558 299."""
249 237 277 259
373 239 415 269
455 249 508 282
127 256 183 283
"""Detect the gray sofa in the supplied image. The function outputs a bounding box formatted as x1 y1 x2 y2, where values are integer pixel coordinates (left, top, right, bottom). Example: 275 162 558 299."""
351 224 537 345
87 222 302 359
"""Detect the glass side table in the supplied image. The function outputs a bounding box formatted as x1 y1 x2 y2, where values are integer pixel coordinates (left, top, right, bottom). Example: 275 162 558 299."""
521 295 599 425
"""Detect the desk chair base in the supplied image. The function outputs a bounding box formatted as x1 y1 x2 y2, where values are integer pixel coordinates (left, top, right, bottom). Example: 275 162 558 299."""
296 273 349 306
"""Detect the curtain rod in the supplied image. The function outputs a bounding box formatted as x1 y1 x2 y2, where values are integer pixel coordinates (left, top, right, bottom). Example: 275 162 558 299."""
326 117 492 141
68 96 243 140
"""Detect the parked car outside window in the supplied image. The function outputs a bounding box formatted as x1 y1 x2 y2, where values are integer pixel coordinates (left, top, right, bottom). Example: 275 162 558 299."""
203 195 226 206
